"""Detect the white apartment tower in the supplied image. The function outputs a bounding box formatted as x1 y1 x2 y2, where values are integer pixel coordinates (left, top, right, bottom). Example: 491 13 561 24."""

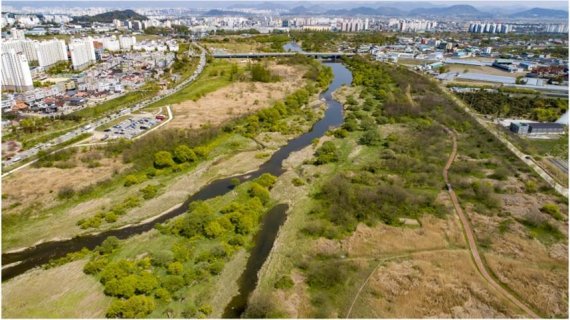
69 38 96 70
1 49 34 92
10 28 25 40
1 39 38 62
119 35 136 50
35 39 67 68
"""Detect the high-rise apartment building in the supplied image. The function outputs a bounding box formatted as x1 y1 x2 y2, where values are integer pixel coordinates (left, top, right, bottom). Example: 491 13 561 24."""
2 39 38 62
10 28 25 40
119 36 137 50
69 38 96 70
1 49 34 92
35 39 67 68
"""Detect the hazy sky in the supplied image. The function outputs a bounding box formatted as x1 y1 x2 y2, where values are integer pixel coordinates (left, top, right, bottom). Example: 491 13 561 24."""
3 0 568 10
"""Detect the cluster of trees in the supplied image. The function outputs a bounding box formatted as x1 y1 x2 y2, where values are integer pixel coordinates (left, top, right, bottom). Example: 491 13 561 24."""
46 61 76 75
290 31 341 52
249 63 280 83
458 91 567 122
167 174 276 239
76 196 141 229
83 174 278 318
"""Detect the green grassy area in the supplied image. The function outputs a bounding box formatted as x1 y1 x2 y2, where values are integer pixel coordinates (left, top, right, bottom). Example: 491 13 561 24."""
505 130 568 160
147 60 235 108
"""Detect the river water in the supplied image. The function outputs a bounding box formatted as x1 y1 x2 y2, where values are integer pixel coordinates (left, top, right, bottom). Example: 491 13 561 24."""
2 62 353 300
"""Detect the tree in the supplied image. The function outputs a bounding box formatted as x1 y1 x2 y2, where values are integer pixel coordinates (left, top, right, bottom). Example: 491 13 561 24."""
204 220 225 238
174 145 197 163
104 276 136 298
256 173 277 189
153 151 175 168
134 272 159 294
314 141 339 165
167 262 184 275
106 295 156 318
97 236 121 255
359 128 381 146
248 183 270 204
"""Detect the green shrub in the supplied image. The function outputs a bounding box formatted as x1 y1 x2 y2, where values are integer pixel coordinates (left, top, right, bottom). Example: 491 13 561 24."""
292 177 305 186
105 212 118 223
106 295 156 318
256 173 277 189
541 203 564 220
274 275 294 289
140 184 160 200
174 145 197 163
248 183 271 204
167 262 184 275
314 141 338 165
124 175 142 187
154 151 175 168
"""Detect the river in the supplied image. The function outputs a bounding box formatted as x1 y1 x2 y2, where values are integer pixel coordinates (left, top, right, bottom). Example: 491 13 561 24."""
2 62 353 298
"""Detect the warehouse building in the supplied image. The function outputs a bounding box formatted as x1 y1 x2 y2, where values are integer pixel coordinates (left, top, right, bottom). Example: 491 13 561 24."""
510 122 566 136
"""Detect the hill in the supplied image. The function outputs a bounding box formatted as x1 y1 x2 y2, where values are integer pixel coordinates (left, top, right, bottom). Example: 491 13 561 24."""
325 6 405 17
73 9 147 23
510 7 569 19
408 4 492 18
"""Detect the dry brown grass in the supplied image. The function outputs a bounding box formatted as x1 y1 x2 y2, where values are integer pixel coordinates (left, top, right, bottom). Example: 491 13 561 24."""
167 63 307 130
350 250 522 318
2 259 111 318
2 150 126 215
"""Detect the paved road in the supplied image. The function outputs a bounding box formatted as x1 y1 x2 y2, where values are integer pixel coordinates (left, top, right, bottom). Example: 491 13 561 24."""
3 43 207 173
442 127 540 319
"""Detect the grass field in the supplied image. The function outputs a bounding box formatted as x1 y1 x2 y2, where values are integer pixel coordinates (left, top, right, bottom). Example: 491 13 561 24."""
147 59 235 109
2 259 111 318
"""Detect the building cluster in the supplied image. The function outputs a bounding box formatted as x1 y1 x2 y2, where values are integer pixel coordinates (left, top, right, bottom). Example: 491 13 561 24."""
1 13 72 28
1 30 180 92
468 22 512 34
544 24 569 34
1 49 175 116
389 19 438 32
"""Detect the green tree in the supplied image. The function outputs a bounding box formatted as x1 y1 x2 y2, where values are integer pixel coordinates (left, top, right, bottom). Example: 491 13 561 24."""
359 128 381 146
167 262 184 275
248 183 270 204
106 295 156 318
314 141 339 165
256 173 277 189
153 151 175 168
174 145 197 163
204 220 225 238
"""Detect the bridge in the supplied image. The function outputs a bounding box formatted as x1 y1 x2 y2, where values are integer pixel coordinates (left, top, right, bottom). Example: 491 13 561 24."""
210 52 355 60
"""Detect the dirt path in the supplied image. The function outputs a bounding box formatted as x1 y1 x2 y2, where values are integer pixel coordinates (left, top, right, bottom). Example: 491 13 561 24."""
442 127 540 318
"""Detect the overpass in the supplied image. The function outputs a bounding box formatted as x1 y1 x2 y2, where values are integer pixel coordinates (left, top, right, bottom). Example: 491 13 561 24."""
210 52 355 60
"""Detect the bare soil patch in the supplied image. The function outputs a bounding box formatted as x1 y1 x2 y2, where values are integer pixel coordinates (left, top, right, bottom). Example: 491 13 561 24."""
167 64 307 130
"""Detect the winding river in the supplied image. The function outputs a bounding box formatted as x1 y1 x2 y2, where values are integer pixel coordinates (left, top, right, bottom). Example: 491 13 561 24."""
1 61 353 312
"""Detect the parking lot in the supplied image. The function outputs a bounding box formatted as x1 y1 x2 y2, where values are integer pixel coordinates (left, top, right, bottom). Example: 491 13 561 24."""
101 116 160 140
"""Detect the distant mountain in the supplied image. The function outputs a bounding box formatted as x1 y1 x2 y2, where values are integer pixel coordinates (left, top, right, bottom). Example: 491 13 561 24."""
73 9 147 23
286 5 326 15
204 9 252 16
510 7 568 19
408 5 492 18
228 1 290 10
325 6 405 17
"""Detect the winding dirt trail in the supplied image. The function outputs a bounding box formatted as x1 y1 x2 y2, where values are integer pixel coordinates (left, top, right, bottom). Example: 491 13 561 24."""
442 127 540 319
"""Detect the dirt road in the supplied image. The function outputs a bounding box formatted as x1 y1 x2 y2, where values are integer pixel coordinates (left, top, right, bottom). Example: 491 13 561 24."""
442 127 540 319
